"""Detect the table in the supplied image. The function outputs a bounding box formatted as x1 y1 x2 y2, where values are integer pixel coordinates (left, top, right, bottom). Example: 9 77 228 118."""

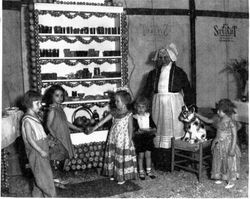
1 109 23 192
233 101 248 123
2 110 23 149
233 101 248 146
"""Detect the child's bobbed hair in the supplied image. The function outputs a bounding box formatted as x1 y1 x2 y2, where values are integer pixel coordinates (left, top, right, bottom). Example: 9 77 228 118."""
115 90 132 109
134 96 150 111
42 84 67 106
22 90 42 109
216 98 236 116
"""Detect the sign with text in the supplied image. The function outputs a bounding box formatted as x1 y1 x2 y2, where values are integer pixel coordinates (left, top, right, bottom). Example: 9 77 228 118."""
213 23 237 42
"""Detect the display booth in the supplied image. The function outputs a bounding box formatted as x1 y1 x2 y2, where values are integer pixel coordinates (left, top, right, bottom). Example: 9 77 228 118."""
26 0 128 171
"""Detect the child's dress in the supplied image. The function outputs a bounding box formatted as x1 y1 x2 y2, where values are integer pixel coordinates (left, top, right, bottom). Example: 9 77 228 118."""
48 105 74 161
211 118 241 181
133 113 156 153
22 115 56 197
103 111 138 182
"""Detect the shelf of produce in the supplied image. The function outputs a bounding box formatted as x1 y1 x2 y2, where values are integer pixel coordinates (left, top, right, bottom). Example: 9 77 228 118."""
39 56 122 60
63 99 110 105
70 130 108 145
39 34 121 37
42 77 121 82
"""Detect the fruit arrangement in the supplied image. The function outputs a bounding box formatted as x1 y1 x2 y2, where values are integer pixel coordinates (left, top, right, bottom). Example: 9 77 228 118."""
1 149 9 191
72 106 111 132
63 142 106 171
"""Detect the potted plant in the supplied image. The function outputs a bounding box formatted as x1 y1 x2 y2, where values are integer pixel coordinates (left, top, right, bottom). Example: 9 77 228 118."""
221 58 248 102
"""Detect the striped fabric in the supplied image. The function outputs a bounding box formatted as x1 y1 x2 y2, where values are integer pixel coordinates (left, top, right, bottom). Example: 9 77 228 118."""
103 112 138 182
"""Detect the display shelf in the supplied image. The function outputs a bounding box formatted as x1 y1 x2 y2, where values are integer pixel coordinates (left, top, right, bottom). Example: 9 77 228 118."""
39 56 122 60
41 77 121 82
63 99 110 105
29 2 128 146
39 34 121 37
34 3 123 13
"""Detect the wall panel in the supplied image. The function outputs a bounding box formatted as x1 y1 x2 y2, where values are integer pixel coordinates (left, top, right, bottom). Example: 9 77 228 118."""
2 9 24 108
196 17 248 107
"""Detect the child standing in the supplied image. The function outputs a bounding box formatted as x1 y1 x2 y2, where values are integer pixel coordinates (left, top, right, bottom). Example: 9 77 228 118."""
133 97 156 180
43 85 82 187
89 90 138 184
196 99 241 189
21 90 56 197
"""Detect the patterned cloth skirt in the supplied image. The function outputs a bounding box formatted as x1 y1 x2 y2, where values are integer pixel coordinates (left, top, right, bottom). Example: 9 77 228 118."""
103 113 138 182
211 137 241 181
103 143 138 182
152 92 185 149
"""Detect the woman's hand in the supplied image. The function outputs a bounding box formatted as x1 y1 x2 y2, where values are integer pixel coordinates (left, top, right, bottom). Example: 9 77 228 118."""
138 129 144 134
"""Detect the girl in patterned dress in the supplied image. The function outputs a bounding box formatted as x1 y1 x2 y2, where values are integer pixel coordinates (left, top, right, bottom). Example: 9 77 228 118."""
89 90 138 184
196 99 241 189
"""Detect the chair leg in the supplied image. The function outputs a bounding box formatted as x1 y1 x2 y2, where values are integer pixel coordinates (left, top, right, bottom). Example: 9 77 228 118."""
198 143 203 182
171 137 175 172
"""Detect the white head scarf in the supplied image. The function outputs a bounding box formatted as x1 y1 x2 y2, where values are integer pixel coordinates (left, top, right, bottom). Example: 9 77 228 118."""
152 43 178 62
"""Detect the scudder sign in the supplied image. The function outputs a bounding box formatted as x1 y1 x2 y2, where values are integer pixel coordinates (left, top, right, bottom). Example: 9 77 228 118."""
214 23 237 42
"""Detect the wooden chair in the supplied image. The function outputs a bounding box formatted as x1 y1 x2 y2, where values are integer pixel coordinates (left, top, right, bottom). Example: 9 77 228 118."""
171 137 212 182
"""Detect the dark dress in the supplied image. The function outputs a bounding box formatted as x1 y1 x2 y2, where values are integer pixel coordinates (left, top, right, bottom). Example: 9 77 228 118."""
48 105 74 161
133 113 156 153
143 62 194 106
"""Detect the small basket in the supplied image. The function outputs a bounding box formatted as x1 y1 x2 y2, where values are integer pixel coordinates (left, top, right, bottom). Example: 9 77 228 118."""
71 106 93 123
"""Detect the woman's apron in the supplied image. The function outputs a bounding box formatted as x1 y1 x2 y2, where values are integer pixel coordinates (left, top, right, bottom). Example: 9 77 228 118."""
152 92 184 149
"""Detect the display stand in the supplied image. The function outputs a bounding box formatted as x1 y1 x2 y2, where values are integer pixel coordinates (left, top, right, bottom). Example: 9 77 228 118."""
28 1 128 171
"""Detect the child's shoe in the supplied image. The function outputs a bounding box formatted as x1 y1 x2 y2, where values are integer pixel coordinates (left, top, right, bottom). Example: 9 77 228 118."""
146 168 156 179
110 177 114 181
117 181 125 185
225 182 235 189
139 171 146 180
215 180 223 184
54 181 67 189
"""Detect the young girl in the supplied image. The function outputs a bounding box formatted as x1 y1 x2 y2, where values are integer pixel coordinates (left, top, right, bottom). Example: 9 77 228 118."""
43 85 82 187
133 97 156 180
21 90 56 197
89 90 138 184
196 99 241 189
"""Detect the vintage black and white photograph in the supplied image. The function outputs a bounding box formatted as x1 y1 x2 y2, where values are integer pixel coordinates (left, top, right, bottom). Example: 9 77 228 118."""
1 0 249 197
